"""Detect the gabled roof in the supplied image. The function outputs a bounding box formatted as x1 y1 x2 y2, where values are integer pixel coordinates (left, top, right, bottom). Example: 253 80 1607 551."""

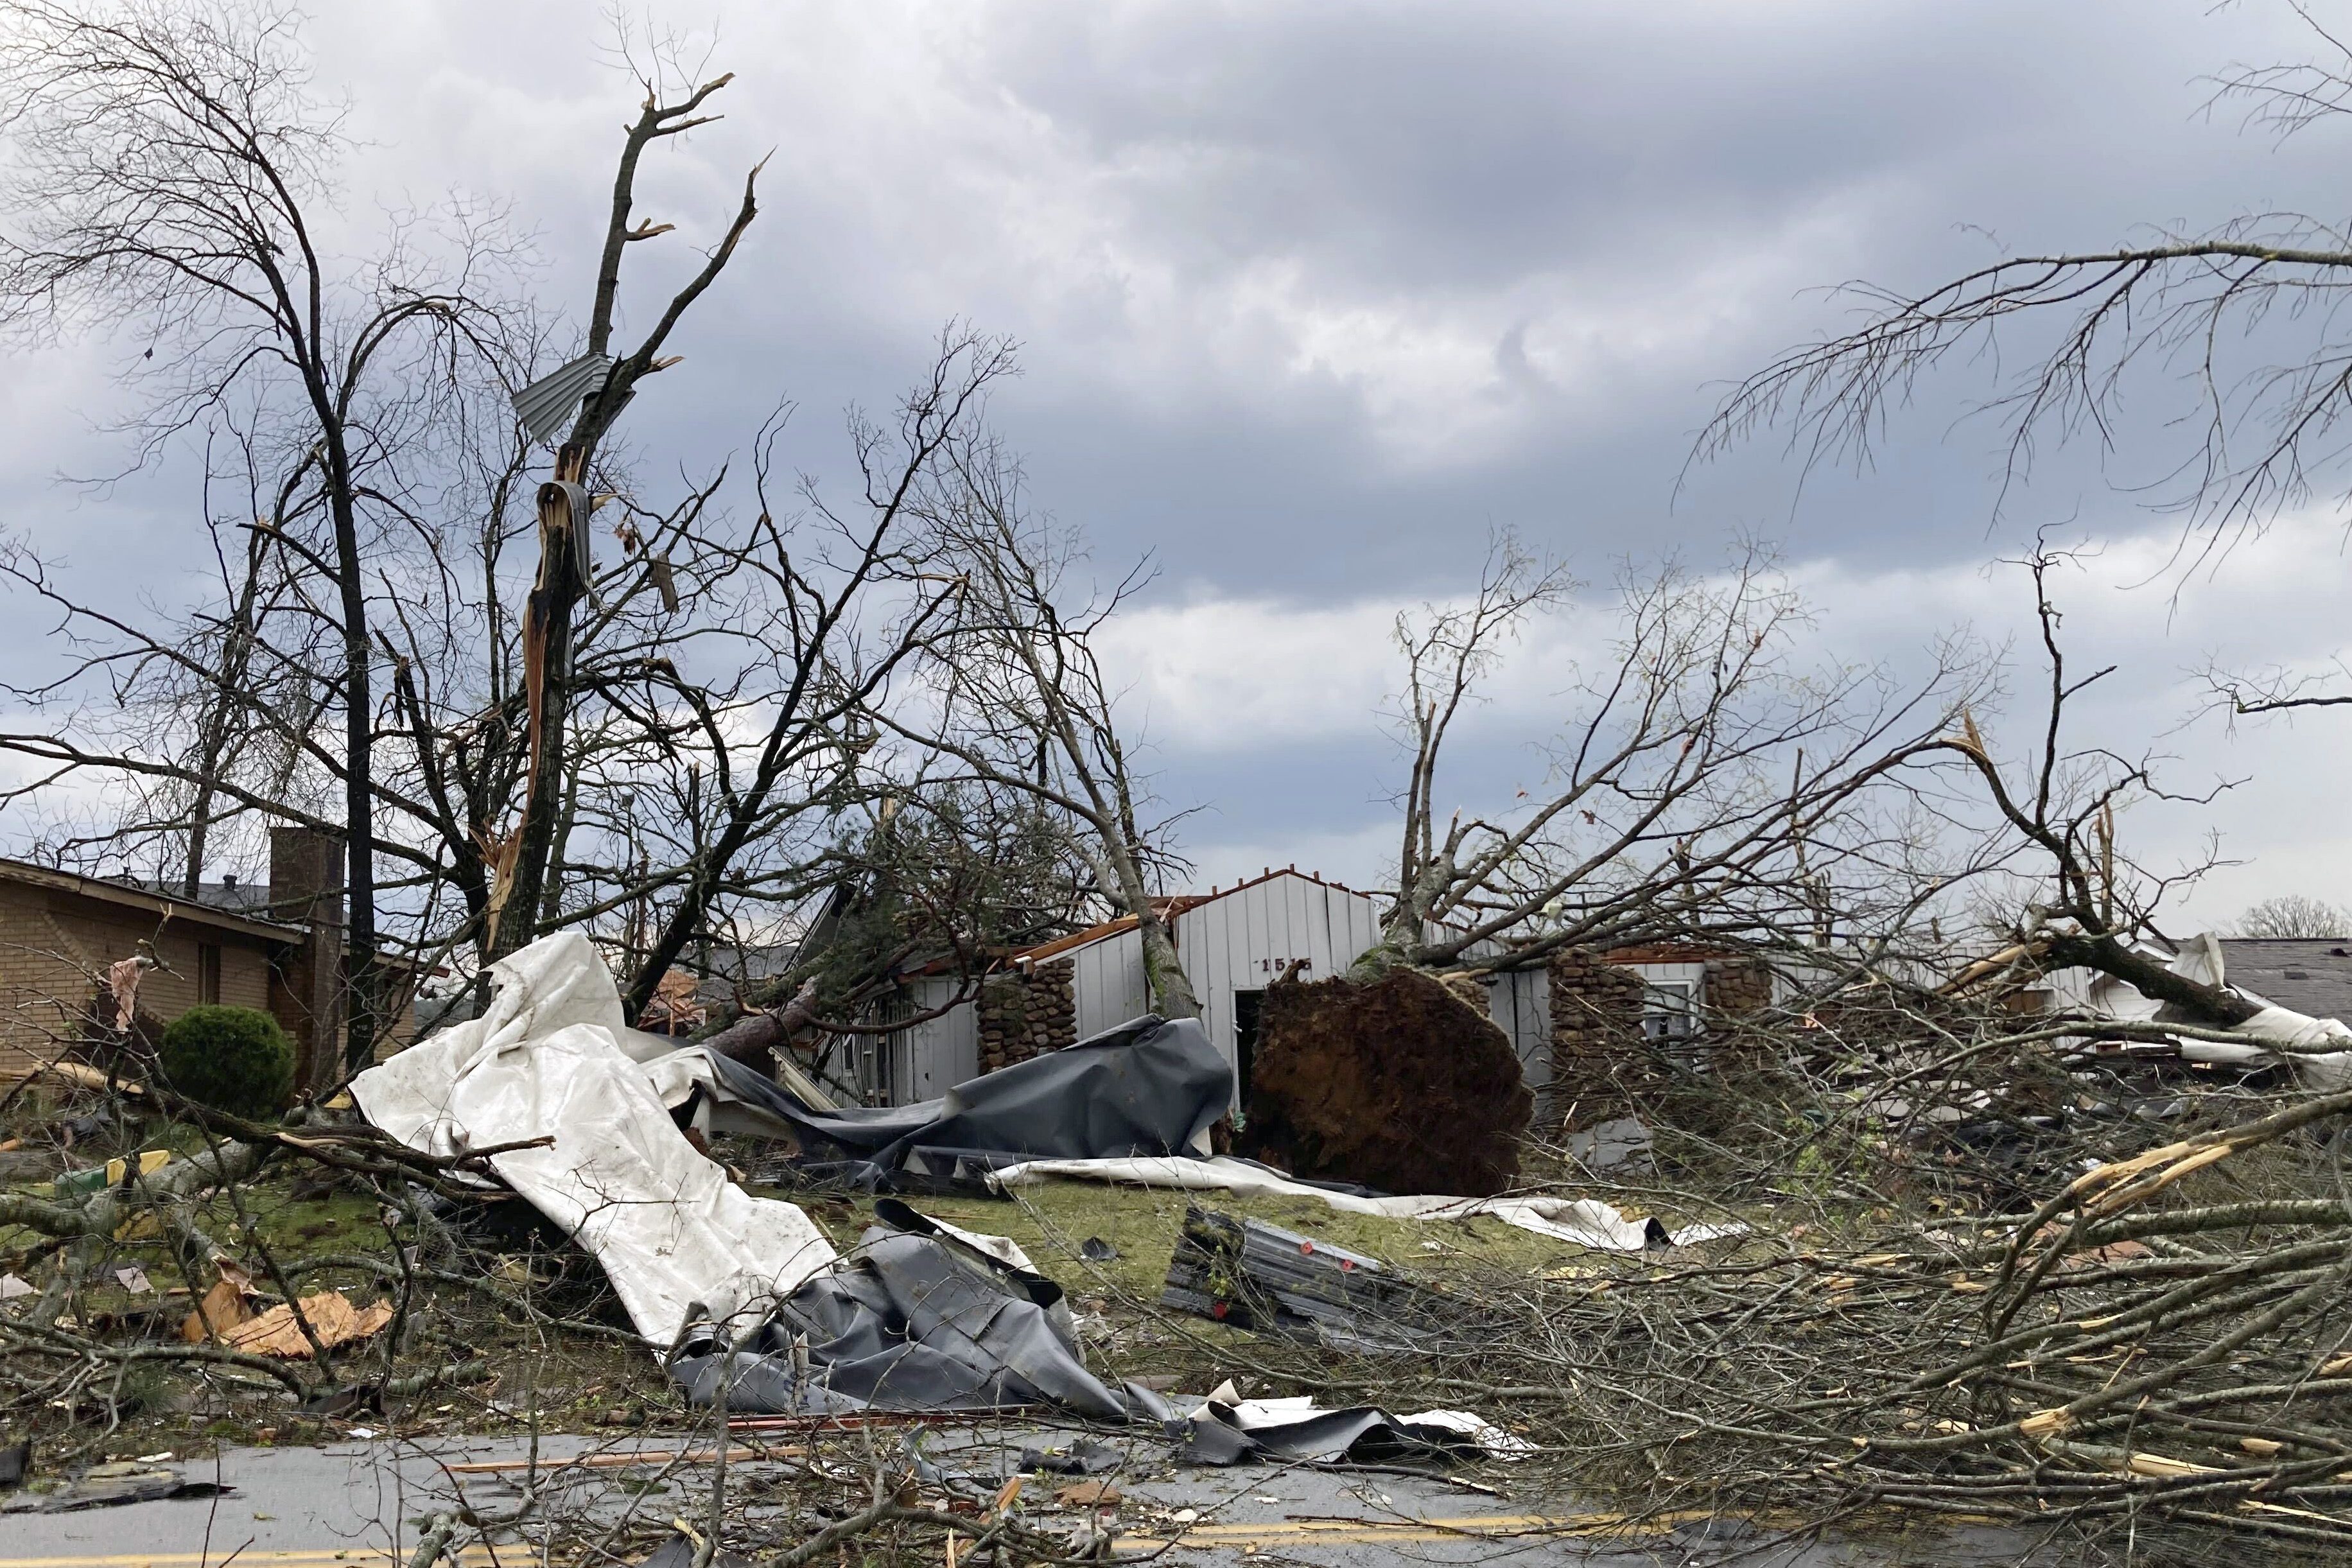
0 855 306 943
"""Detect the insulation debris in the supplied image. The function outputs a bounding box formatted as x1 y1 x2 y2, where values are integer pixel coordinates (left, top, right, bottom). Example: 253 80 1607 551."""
989 1154 1745 1249
352 932 841 1345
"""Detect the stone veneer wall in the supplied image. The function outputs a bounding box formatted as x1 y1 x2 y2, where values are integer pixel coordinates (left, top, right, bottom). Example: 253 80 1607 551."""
977 957 1076 1073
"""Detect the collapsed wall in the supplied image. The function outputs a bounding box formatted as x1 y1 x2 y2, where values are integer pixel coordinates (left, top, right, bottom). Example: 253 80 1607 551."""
1545 947 1650 1126
977 956 1076 1073
1241 967 1532 1197
1546 945 1776 1136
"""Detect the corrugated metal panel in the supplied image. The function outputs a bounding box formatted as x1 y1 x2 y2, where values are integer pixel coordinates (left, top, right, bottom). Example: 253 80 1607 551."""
1070 927 1151 1039
511 352 613 442
897 977 979 1099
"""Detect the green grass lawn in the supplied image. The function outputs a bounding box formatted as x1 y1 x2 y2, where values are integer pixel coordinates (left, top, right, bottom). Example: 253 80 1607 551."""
767 1172 1616 1303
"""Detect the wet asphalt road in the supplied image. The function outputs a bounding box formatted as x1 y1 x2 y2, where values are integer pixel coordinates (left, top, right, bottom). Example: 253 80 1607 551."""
0 1429 2028 1568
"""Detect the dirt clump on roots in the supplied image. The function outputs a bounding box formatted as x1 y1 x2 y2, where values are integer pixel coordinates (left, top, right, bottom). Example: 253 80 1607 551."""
1239 968 1532 1196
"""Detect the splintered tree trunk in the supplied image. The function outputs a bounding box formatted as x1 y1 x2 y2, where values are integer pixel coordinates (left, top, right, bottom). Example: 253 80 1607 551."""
489 457 590 964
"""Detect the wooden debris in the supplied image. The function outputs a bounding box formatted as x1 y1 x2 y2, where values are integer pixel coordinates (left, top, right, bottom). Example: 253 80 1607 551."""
214 1289 394 1357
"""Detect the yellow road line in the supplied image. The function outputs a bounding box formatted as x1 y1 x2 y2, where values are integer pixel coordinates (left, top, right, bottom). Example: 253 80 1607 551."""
0 1511 1697 1568
1140 1510 1699 1544
0 1553 507 1568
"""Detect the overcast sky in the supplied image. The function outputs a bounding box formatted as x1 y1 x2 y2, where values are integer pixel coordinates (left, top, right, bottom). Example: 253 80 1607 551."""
8 0 2352 932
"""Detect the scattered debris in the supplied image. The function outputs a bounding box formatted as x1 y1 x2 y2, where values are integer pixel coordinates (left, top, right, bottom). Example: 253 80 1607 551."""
1 1460 231 1513
1161 1205 1458 1352
991 1155 1745 1248
1171 1384 1531 1467
636 1535 755 1568
53 1147 170 1198
1019 1436 1122 1476
1562 1115 1653 1174
1079 1236 1118 1262
216 1291 394 1357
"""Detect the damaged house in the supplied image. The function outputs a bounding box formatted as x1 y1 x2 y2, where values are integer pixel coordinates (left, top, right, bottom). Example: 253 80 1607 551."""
0 827 420 1084
847 867 1775 1119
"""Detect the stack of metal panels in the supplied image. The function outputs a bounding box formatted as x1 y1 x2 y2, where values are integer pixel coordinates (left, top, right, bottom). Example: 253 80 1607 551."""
1159 1204 1445 1354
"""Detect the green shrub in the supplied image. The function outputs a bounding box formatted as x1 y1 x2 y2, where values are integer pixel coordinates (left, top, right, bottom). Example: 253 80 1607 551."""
155 1005 294 1120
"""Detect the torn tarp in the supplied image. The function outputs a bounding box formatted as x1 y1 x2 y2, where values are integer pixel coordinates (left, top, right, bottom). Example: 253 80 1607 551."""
351 934 1153 1421
672 1215 1133 1420
706 1013 1232 1181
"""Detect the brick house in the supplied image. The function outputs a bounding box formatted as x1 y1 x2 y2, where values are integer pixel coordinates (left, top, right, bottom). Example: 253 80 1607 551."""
0 826 417 1087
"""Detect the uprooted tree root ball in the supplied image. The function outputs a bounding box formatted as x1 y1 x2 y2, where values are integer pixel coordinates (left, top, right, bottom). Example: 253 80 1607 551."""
1239 968 1532 1198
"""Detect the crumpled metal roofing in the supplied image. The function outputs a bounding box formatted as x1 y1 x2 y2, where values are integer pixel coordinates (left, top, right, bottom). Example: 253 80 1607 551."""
510 351 613 443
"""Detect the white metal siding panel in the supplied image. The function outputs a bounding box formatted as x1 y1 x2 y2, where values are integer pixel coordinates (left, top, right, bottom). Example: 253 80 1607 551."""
900 977 978 1099
1339 890 1383 970
1071 928 1151 1040
1176 872 1395 1108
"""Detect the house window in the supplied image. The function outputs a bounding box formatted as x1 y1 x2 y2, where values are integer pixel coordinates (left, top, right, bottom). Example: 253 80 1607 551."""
198 945 222 1006
1641 980 1694 1041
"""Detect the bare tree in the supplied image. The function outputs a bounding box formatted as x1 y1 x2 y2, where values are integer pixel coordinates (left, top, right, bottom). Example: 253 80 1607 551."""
1930 545 2258 1026
2229 893 2351 938
0 8 1009 1065
595 333 1004 1023
0 0 532 1068
1696 10 2352 711
890 427 1205 1019
1358 535 1981 979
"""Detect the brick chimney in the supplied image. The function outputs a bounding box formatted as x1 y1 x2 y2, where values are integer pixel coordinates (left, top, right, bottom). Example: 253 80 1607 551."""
267 826 346 1093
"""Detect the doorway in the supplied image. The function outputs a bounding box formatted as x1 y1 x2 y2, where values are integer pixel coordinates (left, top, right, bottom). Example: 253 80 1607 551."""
1232 988 1264 1109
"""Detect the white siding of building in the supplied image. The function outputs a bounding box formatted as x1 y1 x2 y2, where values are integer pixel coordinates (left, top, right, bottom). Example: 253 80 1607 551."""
1172 871 1389 1095
887 869 1576 1110
1069 926 1151 1041
898 976 979 1099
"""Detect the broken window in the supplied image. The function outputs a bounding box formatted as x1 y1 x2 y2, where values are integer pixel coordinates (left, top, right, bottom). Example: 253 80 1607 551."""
198 943 221 1006
1641 979 1694 1041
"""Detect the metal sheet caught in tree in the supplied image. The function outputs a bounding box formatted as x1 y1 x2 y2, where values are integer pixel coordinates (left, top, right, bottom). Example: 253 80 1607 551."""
511 352 614 443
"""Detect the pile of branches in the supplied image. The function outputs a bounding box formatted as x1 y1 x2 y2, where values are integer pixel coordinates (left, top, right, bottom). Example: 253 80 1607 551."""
1119 995 2352 1558
0 1074 623 1429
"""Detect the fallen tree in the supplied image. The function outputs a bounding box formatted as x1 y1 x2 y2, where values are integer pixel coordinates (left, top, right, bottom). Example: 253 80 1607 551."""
1239 968 1531 1197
